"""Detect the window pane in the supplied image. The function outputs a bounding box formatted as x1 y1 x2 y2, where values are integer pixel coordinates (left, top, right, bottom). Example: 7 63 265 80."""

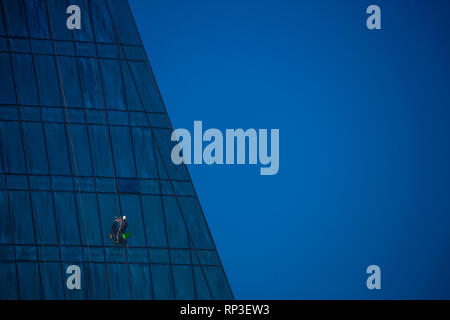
0 191 13 244
76 193 102 246
40 262 64 300
129 61 165 112
141 195 167 247
0 262 19 299
44 123 71 175
0 53 16 104
0 122 26 174
163 196 188 249
90 0 115 43
88 125 114 177
58 56 83 108
2 0 28 37
17 262 41 300
67 124 93 176
203 266 233 299
24 0 50 38
131 128 157 179
110 126 136 177
151 264 174 300
78 58 104 109
121 61 142 111
31 191 58 245
11 54 39 105
178 197 215 249
107 263 131 300
84 263 109 300
34 55 62 106
193 266 212 300
99 59 126 110
106 0 141 45
129 264 152 299
55 192 81 245
172 265 195 299
22 122 49 175
9 191 35 245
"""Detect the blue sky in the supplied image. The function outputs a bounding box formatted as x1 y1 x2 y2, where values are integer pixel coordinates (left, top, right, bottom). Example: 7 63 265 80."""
130 0 450 299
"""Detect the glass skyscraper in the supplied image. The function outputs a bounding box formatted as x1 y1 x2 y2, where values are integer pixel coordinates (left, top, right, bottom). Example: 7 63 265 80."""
0 0 232 300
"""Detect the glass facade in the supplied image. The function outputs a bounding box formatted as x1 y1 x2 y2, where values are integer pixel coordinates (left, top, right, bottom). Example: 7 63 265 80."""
0 0 232 300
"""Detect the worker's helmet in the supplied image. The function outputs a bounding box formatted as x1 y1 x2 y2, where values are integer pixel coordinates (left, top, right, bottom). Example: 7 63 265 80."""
123 216 127 220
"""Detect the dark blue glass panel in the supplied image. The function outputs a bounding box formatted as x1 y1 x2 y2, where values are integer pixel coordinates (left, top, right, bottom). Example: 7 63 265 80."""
76 193 102 246
9 191 35 245
40 262 64 300
163 196 188 249
16 262 41 300
15 245 37 261
0 106 18 121
126 248 148 263
105 247 126 263
129 264 152 299
203 266 233 299
193 266 212 300
31 191 58 244
90 0 115 43
11 54 39 105
0 121 25 173
84 263 109 300
88 125 114 177
107 263 131 300
78 58 105 109
106 0 141 45
178 197 214 250
44 123 71 175
34 55 62 106
0 53 16 104
131 128 158 179
42 107 64 122
121 61 143 111
141 195 167 247
99 59 126 110
0 262 18 299
0 191 13 244
61 247 82 261
67 124 93 176
110 126 136 177
22 122 49 175
149 249 169 264
55 192 81 245
46 0 71 40
119 194 146 246
0 124 26 173
151 264 174 300
171 249 190 265
117 178 140 194
38 246 59 261
172 265 195 299
83 247 104 262
172 181 195 196
24 0 50 38
58 56 83 108
154 129 189 180
129 61 165 112
2 0 28 37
